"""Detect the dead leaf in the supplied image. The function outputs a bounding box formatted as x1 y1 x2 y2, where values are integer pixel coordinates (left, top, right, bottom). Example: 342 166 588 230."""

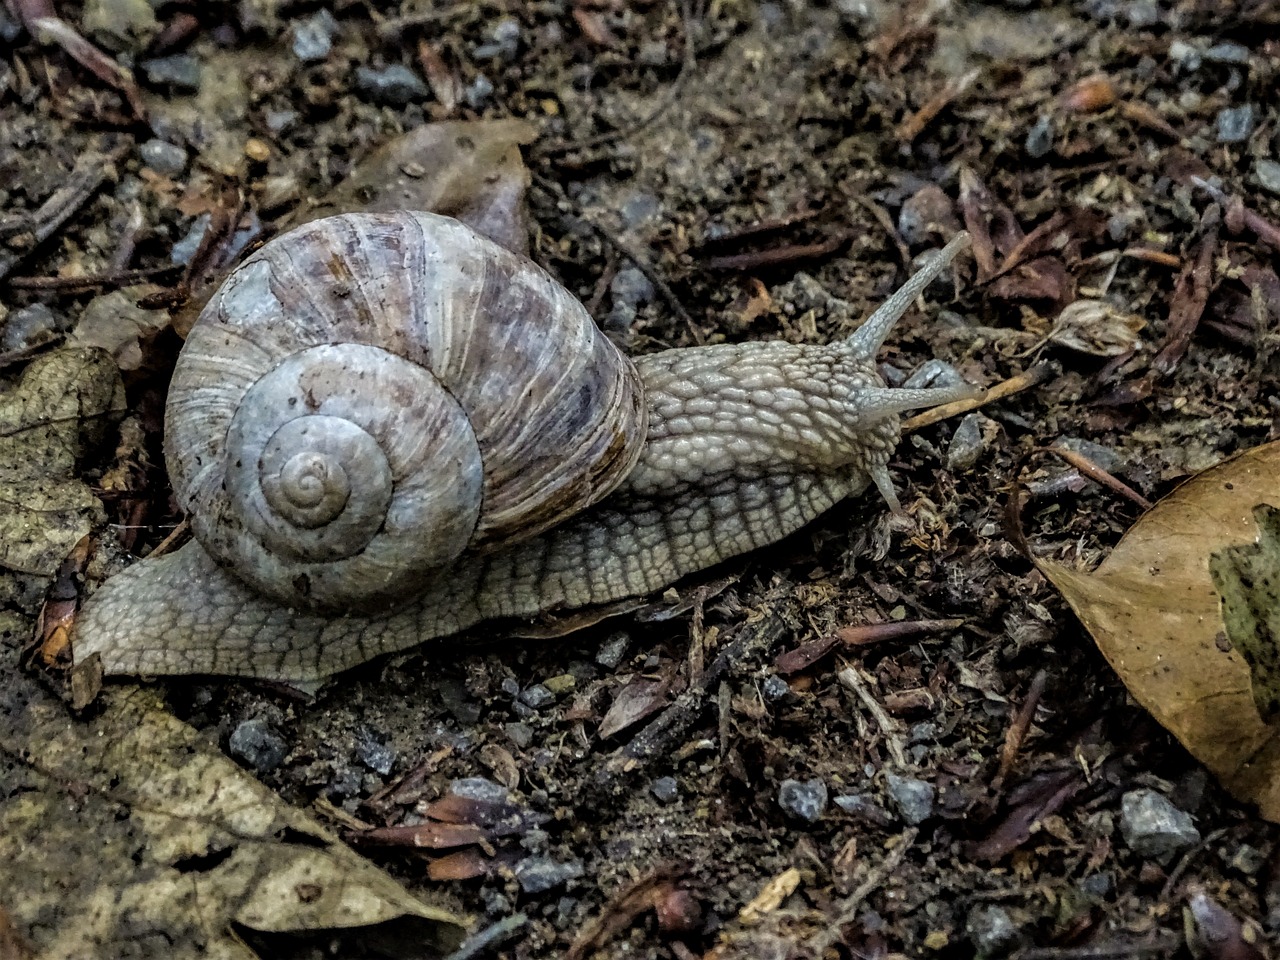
293 119 538 256
1037 442 1280 821
70 285 172 370
598 676 672 739
1046 298 1147 356
0 667 468 958
737 868 801 925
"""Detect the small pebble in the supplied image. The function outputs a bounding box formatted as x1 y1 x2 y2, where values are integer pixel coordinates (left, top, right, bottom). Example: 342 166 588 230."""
515 856 584 894
140 138 188 177
777 778 828 823
884 772 935 825
1204 41 1252 66
834 793 894 827
171 215 210 265
449 776 508 803
0 5 23 44
263 108 299 136
1120 788 1201 857
519 683 556 709
761 674 791 702
606 267 655 331
82 0 157 52
966 904 1022 958
500 676 521 697
1255 159 1280 195
258 174 301 212
291 9 338 63
228 717 288 773
898 184 959 246
1168 40 1202 71
473 16 521 60
1216 104 1256 144
650 776 679 804
542 674 576 696
354 727 395 775
1223 843 1265 876
464 74 495 108
504 722 533 749
140 54 202 92
2 304 59 353
946 413 990 472
1079 872 1114 897
904 358 967 390
1024 114 1054 159
595 632 630 669
354 64 429 106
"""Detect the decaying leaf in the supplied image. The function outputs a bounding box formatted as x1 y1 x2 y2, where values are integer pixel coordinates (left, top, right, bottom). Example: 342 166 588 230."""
1047 298 1146 356
0 348 125 587
70 286 173 371
1210 505 1280 723
1037 442 1280 821
293 118 538 255
0 663 468 959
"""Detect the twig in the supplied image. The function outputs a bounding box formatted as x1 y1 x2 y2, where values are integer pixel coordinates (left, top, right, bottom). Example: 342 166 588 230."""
836 618 964 647
701 231 852 272
6 265 180 292
996 668 1047 785
896 68 979 143
0 138 131 282
539 0 700 158
836 666 907 768
145 517 190 559
444 913 529 960
1012 933 1180 960
1038 446 1152 510
803 828 918 956
902 362 1053 432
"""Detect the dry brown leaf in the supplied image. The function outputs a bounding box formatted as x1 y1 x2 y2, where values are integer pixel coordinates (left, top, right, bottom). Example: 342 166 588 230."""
1037 442 1280 821
1047 298 1146 356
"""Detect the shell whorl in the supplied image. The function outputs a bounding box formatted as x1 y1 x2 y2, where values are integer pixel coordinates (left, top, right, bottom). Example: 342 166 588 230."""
165 211 648 612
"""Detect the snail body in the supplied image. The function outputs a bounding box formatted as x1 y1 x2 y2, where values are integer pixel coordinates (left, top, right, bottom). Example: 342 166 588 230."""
73 212 971 681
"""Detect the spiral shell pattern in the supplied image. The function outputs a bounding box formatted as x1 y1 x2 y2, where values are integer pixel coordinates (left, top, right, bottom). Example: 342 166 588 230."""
166 211 647 611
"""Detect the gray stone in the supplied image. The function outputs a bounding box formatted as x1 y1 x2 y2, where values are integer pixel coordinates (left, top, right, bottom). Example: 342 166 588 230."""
228 718 288 773
354 64 429 106
777 778 828 823
504 722 534 749
595 632 630 669
1168 40 1202 71
1025 114 1054 159
607 267 655 330
1204 42 1252 65
1216 104 1256 144
947 413 990 472
967 904 1022 958
473 16 521 60
0 5 22 44
464 74 495 108
291 9 338 62
140 54 202 92
884 772 935 825
170 214 209 265
761 674 791 702
355 728 395 775
263 108 299 136
2 304 60 353
519 683 555 709
449 776 508 803
904 358 967 390
1224 843 1265 876
1120 788 1200 857
515 856 584 894
82 0 158 52
1079 872 1113 897
650 776 679 804
139 138 187 177
1256 159 1280 195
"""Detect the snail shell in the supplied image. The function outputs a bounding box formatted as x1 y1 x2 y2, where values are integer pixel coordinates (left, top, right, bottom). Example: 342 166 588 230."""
168 211 646 612
73 216 973 681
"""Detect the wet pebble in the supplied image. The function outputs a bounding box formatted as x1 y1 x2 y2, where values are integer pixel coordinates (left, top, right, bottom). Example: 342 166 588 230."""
228 717 288 773
884 772 935 825
140 138 188 177
1168 40 1202 71
140 54 202 92
354 64 429 105
291 9 338 63
1024 114 1054 159
474 16 521 60
761 674 791 702
464 74 495 108
607 267 655 331
1204 41 1252 66
777 778 828 823
2 304 60 352
650 776 679 804
904 358 967 390
450 776 508 803
171 214 209 265
1216 104 1255 144
595 632 630 669
355 727 395 775
1255 159 1280 195
504 722 533 749
947 413 992 472
515 856 584 894
519 683 556 709
967 904 1022 957
1120 788 1200 857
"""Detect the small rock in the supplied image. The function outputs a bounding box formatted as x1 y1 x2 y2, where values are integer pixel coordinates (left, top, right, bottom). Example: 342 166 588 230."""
2 303 59 353
519 683 556 709
82 0 157 52
620 191 662 229
967 904 1022 958
504 722 533 749
947 412 992 472
543 674 576 696
354 64 429 106
607 267 655 331
1224 843 1266 876
1024 114 1054 159
650 776 679 804
473 16 521 60
500 676 521 697
139 138 188 177
1216 104 1256 144
140 54 202 92
464 74 495 108
761 674 791 702
1168 40 1202 71
355 727 395 775
595 632 630 669
1106 204 1145 242
777 778 828 823
1120 788 1200 857
834 793 893 827
263 108 299 136
1204 41 1252 66
449 776 508 803
884 772 935 825
1256 159 1280 195
898 184 960 247
291 9 338 63
1079 872 1113 897
171 215 210 265
0 5 23 44
258 174 301 212
228 718 288 773
515 856 584 894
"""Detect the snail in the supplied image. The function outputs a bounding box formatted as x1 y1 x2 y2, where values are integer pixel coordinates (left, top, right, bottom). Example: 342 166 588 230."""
72 211 973 682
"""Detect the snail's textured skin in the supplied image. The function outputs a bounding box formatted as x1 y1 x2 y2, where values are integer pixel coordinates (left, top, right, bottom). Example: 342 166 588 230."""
72 214 971 681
